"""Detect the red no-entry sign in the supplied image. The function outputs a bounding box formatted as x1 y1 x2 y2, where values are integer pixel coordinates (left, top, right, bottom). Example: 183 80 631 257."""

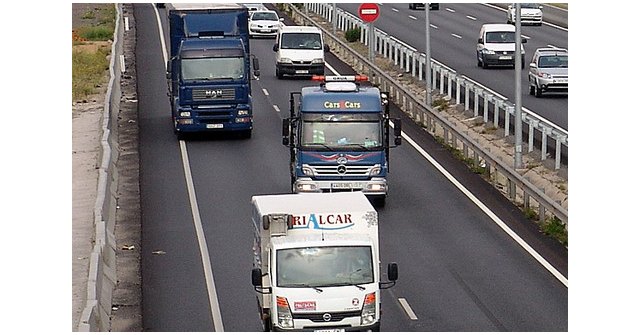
358 3 380 23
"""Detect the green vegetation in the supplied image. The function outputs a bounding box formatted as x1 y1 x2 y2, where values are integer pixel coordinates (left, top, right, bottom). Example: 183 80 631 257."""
345 27 361 43
542 216 568 247
72 4 115 101
72 46 110 101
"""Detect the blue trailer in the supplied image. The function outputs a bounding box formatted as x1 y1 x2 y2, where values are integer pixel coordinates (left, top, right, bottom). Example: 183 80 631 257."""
282 75 402 206
166 3 260 138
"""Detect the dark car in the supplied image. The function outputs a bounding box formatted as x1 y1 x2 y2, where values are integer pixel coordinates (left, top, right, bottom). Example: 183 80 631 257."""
409 3 440 10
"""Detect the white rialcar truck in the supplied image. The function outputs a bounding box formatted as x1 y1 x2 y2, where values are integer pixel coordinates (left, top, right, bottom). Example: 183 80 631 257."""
250 192 398 331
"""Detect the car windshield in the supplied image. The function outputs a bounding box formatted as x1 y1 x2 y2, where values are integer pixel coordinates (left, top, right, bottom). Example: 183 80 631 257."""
301 113 382 149
252 12 278 21
277 246 374 287
181 57 245 81
520 3 540 9
538 55 568 68
485 31 516 43
281 33 322 50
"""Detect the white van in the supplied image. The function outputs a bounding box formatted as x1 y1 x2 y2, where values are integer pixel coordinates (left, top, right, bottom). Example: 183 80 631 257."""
476 23 526 69
273 26 329 79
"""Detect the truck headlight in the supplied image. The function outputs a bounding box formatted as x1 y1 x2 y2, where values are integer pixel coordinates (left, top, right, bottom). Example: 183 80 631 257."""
311 58 324 64
301 164 314 177
369 165 381 176
276 296 294 329
238 109 249 116
180 111 191 117
361 292 376 326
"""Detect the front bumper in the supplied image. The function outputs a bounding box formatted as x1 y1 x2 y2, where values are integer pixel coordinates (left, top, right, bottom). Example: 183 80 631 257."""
276 62 325 76
482 53 524 67
535 76 569 92
273 321 380 332
293 177 387 196
249 27 279 37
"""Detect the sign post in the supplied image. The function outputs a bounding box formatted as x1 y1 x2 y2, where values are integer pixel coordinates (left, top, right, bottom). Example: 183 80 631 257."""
358 3 379 63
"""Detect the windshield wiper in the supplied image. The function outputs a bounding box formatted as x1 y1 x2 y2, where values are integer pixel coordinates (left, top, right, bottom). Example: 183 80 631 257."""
286 283 324 293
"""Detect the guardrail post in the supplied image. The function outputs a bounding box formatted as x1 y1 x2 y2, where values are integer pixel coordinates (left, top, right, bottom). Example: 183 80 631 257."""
473 88 481 117
483 93 493 123
528 117 537 153
447 71 453 100
541 127 549 160
418 53 424 80
493 100 501 128
439 68 445 95
505 105 514 137
465 82 471 111
455 77 461 105
555 135 566 170
411 51 417 77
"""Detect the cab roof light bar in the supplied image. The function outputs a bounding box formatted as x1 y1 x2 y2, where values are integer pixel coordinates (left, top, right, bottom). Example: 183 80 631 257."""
311 75 369 82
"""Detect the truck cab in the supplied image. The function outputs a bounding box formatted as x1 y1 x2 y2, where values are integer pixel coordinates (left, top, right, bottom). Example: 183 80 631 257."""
282 75 402 206
166 3 260 138
251 192 398 331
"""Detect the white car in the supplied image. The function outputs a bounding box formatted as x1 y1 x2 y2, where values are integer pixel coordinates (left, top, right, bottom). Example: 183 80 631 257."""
249 10 283 38
506 3 543 26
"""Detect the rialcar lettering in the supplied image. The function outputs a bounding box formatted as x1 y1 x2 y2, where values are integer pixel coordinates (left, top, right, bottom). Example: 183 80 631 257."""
292 213 354 229
324 101 361 109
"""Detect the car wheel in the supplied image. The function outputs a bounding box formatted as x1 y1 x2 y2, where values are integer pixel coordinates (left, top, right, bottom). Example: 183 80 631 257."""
535 84 543 97
481 56 488 69
276 67 283 79
409 4 414 10
529 82 535 95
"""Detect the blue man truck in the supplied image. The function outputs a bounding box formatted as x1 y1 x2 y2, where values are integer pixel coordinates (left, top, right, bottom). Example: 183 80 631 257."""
282 75 402 206
166 3 260 138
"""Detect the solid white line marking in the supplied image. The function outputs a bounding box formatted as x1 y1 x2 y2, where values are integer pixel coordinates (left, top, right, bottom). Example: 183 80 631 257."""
262 88 269 96
154 5 225 331
451 33 462 39
398 298 418 320
395 122 568 288
466 15 477 20
179 142 226 330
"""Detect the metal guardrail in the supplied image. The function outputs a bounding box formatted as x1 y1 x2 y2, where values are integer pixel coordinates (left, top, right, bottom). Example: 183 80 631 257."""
305 3 568 170
287 4 568 228
77 3 123 331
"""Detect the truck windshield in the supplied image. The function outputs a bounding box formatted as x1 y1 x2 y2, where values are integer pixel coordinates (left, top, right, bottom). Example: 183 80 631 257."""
277 246 374 287
301 113 382 149
181 57 245 81
281 33 322 50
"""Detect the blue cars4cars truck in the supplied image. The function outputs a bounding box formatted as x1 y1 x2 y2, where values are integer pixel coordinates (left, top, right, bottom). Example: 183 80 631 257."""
166 3 259 139
282 75 402 206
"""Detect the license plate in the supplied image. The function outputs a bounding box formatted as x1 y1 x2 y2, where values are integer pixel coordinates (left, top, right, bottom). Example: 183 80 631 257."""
206 124 223 129
331 182 364 189
295 70 309 74
499 56 512 60
314 329 344 332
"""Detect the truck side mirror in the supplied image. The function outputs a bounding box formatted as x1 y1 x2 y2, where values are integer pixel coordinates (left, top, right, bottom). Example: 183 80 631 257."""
387 263 398 282
273 44 279 52
521 38 527 44
393 119 402 146
477 38 482 44
252 268 263 287
282 119 290 146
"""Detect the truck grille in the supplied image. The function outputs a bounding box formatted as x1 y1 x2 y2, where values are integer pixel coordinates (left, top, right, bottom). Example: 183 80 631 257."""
192 88 235 101
293 310 361 322
309 164 374 177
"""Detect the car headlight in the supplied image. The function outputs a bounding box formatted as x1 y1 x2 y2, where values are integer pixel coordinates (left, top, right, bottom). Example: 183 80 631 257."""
279 58 292 64
482 49 495 55
311 58 324 64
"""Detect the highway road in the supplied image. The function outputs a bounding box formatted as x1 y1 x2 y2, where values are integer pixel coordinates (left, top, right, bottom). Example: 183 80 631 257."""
135 3 567 331
337 3 569 131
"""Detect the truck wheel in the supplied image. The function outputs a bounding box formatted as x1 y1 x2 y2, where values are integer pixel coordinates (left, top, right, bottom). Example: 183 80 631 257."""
263 317 272 332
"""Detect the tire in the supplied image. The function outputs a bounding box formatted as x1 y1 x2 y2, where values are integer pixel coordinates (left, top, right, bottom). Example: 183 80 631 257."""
534 84 542 97
263 317 272 332
276 67 283 79
481 56 488 69
529 83 535 95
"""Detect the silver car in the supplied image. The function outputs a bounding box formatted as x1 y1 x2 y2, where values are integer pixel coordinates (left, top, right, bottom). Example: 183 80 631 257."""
528 48 568 97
